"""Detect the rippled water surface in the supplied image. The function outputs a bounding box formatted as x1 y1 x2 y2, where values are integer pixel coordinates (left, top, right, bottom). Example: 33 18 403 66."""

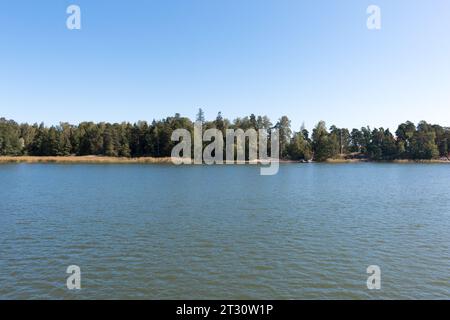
0 163 449 299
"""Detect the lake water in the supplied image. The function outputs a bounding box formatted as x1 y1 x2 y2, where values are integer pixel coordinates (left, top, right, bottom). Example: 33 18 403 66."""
0 163 449 299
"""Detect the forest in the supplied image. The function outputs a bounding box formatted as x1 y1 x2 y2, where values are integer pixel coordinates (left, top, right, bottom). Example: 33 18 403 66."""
0 109 449 162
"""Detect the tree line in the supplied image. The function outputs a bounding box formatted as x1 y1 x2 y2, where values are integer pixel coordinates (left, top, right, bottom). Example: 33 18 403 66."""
1 109 449 161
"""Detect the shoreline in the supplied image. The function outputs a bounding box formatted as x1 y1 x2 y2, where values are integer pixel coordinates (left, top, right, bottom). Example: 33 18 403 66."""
0 156 174 164
0 156 449 164
324 158 450 164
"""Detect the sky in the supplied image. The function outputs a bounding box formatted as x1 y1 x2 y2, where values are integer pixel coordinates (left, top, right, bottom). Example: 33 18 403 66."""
1 0 449 132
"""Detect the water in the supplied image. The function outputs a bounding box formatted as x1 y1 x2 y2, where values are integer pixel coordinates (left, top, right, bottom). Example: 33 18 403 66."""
0 163 449 299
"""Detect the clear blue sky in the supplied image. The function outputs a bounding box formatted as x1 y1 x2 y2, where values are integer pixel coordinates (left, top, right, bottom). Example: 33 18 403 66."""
1 0 449 131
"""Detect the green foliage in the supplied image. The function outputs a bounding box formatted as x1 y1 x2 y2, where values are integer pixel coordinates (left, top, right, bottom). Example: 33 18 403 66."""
196 108 205 123
312 121 335 161
409 121 439 159
0 115 448 161
288 131 312 161
275 116 292 158
0 118 22 155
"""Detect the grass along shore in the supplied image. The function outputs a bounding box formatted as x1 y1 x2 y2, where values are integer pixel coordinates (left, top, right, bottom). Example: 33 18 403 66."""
0 156 449 164
0 156 174 164
0 156 286 164
324 158 449 163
